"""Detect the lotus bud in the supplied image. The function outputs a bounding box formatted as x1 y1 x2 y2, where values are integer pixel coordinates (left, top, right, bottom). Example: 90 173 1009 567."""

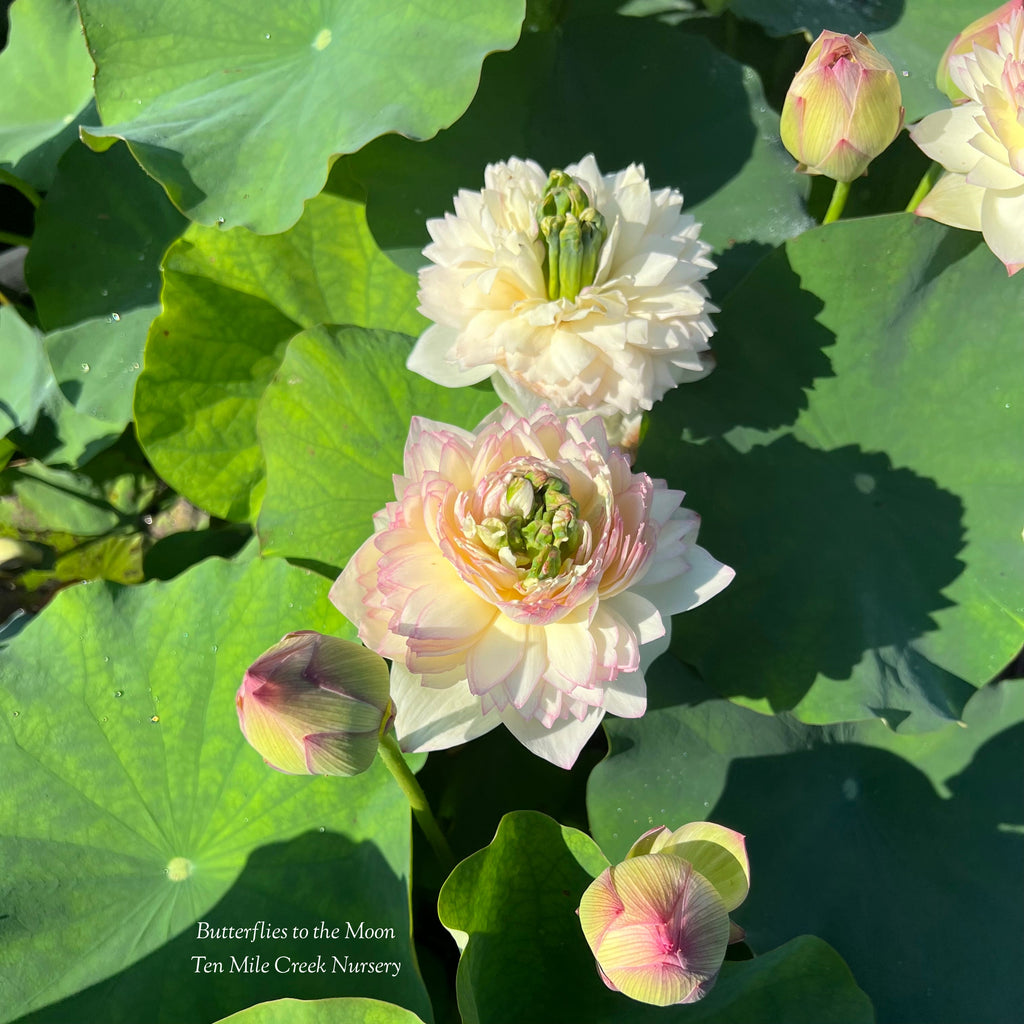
578 821 750 1006
936 0 1023 101
780 30 904 182
236 631 393 776
578 853 731 1006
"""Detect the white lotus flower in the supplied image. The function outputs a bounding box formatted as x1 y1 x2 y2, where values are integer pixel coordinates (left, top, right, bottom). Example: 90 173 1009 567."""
910 8 1024 275
408 156 717 433
330 405 734 769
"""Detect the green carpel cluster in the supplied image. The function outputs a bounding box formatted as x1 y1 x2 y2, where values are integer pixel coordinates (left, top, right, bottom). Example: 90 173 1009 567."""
537 170 608 302
478 468 583 581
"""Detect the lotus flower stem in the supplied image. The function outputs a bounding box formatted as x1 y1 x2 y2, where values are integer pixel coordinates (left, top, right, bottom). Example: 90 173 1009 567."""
822 179 851 225
904 161 943 214
378 731 456 872
0 168 41 209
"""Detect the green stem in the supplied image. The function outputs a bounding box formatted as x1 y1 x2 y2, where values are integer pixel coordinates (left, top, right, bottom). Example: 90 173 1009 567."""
904 161 943 213
0 168 42 209
0 230 30 248
378 731 455 872
822 179 852 225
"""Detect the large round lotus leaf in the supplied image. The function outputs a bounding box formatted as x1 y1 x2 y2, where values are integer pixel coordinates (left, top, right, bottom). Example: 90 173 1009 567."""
134 192 425 522
0 556 432 1024
730 0 998 121
588 654 1024 1024
76 0 525 234
256 325 499 574
437 810 873 1024
346 18 811 270
25 141 187 331
213 998 427 1024
642 214 1024 731
0 0 93 173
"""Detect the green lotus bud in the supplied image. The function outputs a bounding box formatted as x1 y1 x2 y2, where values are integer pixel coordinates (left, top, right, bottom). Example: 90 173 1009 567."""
236 631 393 776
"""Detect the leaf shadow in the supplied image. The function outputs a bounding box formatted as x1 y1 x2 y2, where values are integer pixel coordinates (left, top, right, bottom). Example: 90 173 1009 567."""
14 831 430 1024
711 723 1024 1024
661 435 969 722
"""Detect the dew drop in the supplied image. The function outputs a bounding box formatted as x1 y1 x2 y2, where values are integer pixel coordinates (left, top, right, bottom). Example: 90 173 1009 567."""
264 32 271 39
703 801 710 808
100 288 108 296
216 217 226 226
142 514 153 525
318 826 326 833
109 312 121 322
103 655 109 663
182 631 189 639
11 710 20 718
681 751 688 758
113 690 124 698
211 643 219 653
901 69 910 77
80 362 91 372
101 715 108 722
842 777 859 801
137 252 146 261
150 714 160 723
130 362 140 370
854 472 877 494
243 816 249 823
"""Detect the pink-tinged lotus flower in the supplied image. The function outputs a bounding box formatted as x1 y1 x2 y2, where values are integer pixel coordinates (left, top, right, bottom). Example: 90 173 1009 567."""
911 7 1024 275
236 631 393 776
937 1 1023 102
330 406 734 769
579 822 749 1005
780 31 904 182
407 156 717 437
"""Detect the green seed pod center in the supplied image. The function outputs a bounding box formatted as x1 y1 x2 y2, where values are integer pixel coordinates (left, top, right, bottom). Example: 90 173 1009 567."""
537 170 608 302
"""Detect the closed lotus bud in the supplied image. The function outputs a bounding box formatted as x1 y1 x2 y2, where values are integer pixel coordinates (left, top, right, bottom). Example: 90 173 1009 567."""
578 822 750 1006
578 853 731 1006
236 631 393 776
936 0 1023 101
780 30 904 182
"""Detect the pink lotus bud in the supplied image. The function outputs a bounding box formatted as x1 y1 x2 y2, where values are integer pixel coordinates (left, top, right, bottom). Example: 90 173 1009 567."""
936 0 1023 101
578 853 731 1006
236 631 393 776
780 30 904 182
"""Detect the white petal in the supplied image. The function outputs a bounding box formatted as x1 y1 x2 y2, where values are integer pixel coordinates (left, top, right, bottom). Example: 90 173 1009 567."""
601 666 647 718
391 663 500 753
981 184 1024 269
915 172 985 231
910 107 985 173
634 544 735 617
407 325 495 387
499 703 605 768
603 591 665 645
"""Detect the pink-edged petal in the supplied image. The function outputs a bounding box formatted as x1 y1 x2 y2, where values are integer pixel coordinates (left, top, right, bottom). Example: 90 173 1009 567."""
499 702 605 768
910 106 985 171
465 614 527 695
915 171 985 230
390 662 500 753
407 324 496 387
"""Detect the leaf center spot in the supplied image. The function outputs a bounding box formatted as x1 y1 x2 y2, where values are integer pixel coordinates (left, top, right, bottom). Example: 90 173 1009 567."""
313 28 332 51
166 857 193 882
